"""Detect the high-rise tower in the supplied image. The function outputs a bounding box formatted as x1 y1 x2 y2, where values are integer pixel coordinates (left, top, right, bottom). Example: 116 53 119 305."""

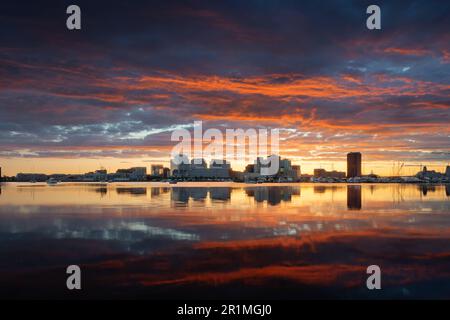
347 152 362 178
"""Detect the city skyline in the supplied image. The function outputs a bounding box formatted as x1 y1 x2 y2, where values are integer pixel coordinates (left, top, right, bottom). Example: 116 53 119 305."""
0 1 449 176
4 151 450 182
1 147 449 177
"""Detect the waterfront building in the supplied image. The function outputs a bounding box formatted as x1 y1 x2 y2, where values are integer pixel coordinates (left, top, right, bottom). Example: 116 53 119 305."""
415 166 445 182
292 165 301 177
314 168 345 179
82 169 107 181
163 167 170 179
245 164 255 173
171 156 230 179
151 165 164 177
16 173 48 182
170 154 190 175
114 167 147 181
347 152 362 178
246 155 298 181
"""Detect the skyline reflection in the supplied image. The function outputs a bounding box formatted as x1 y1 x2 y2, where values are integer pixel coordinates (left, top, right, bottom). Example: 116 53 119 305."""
0 182 450 299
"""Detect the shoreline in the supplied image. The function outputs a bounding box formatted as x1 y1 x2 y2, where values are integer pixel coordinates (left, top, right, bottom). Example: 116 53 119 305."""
2 180 450 187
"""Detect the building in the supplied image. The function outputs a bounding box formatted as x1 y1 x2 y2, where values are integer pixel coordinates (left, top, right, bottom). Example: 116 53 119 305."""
415 166 445 182
245 164 255 173
209 160 231 178
114 167 147 181
191 158 207 169
245 155 298 181
446 166 450 177
170 154 190 175
171 156 230 179
292 165 301 177
16 173 48 182
162 167 170 179
81 169 107 182
347 152 362 178
151 165 164 177
129 167 147 181
314 168 345 179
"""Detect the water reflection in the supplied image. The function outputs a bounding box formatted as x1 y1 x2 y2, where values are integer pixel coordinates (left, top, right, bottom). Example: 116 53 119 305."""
150 187 169 197
347 185 362 210
116 187 147 196
210 187 231 200
1 183 450 299
94 187 107 197
313 185 342 194
171 187 232 203
418 184 436 196
245 186 300 205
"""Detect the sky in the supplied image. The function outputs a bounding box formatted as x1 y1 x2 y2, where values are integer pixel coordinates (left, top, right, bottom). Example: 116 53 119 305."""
0 0 449 176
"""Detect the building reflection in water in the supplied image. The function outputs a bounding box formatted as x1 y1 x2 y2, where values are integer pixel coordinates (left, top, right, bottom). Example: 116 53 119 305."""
347 185 362 210
171 187 232 203
313 186 327 194
313 185 342 194
116 187 147 196
418 184 436 196
190 188 208 201
245 186 300 206
210 187 231 201
446 185 450 197
151 188 160 197
94 187 108 197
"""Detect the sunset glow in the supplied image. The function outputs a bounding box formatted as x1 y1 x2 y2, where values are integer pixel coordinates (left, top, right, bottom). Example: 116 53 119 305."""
0 1 449 176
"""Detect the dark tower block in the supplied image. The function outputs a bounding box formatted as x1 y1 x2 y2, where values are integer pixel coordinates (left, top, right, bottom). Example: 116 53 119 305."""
347 152 362 178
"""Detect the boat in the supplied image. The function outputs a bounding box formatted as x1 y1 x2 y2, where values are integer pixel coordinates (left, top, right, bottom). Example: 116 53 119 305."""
169 181 177 184
46 178 58 185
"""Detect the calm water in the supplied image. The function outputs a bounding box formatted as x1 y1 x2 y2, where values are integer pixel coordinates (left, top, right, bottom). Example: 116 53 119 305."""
0 182 450 299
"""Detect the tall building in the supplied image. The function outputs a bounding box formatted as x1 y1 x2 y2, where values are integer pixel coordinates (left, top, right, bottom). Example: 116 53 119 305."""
347 152 362 178
292 165 301 177
163 167 170 179
446 165 450 177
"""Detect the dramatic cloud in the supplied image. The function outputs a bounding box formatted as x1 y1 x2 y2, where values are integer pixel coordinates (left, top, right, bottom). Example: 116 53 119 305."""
0 0 449 174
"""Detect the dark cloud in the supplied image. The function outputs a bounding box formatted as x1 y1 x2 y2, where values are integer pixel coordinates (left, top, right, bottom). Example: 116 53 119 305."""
0 0 448 163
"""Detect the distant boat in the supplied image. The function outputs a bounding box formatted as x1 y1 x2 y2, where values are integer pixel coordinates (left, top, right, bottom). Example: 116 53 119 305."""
46 178 58 185
169 181 177 184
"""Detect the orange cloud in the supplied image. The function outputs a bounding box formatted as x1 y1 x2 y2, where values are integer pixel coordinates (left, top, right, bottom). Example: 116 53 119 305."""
384 47 430 56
